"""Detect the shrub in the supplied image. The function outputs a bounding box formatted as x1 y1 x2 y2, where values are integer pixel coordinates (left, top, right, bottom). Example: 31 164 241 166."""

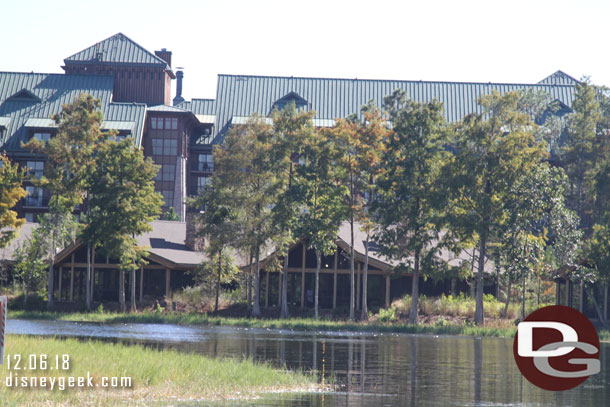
377 307 397 323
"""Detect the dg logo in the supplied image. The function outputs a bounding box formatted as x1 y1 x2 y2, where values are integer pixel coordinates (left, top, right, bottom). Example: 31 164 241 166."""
513 305 601 391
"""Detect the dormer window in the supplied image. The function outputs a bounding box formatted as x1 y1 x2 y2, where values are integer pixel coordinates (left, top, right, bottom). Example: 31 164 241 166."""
272 92 309 113
33 132 51 142
7 89 41 103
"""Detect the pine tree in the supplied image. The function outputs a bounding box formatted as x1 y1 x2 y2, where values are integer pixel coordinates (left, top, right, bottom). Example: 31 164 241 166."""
23 94 106 308
375 91 448 324
84 137 162 312
444 91 546 325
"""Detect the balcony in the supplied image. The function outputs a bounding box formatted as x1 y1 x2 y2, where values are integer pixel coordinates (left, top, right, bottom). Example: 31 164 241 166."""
24 196 49 208
194 162 214 172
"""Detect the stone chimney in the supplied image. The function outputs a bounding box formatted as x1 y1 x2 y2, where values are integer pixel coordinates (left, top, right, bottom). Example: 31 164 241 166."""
173 70 185 106
155 48 172 68
185 210 205 252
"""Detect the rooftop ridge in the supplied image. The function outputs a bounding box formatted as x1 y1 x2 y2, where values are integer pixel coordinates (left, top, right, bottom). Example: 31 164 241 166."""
218 73 577 88
64 33 169 68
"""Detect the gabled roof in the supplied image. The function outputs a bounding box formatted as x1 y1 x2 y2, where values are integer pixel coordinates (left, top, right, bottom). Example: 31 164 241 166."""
64 33 170 69
538 70 580 86
52 221 209 270
7 89 41 103
0 72 147 151
212 73 577 141
178 98 216 115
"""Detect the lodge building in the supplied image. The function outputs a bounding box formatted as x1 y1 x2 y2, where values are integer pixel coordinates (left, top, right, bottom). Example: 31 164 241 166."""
0 33 579 309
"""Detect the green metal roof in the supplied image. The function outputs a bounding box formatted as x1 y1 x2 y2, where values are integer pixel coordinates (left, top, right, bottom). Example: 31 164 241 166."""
178 98 216 115
212 73 577 142
0 72 147 152
64 33 170 69
147 104 191 113
538 70 579 86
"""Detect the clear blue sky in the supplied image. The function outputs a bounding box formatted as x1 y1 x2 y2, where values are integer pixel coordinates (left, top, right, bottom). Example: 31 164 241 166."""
2 0 609 101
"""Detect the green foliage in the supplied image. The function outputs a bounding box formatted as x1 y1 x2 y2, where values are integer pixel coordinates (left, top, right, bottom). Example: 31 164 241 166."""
443 91 547 324
374 90 449 324
85 137 162 272
560 78 603 226
0 154 27 248
161 206 180 221
193 251 239 294
376 306 397 323
13 213 78 304
24 94 105 214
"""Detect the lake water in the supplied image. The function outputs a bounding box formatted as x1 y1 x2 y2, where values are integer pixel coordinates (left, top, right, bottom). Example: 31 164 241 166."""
7 319 610 406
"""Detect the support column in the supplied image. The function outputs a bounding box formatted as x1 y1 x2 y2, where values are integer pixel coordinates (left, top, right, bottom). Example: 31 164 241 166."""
58 267 63 301
278 271 282 307
567 280 573 308
555 281 561 306
333 251 338 310
165 269 171 298
579 280 584 313
385 275 391 308
300 243 306 309
91 247 96 302
603 283 608 321
265 271 270 308
139 265 144 302
356 262 361 311
70 254 75 302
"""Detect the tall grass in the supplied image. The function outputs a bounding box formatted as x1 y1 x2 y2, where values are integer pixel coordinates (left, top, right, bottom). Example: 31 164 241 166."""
394 293 552 321
0 335 318 406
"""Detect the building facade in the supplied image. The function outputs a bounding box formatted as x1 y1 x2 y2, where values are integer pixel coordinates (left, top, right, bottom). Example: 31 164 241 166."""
0 33 580 307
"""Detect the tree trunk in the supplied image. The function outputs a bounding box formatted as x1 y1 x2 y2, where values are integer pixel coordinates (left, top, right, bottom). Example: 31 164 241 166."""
495 266 500 299
585 286 609 328
349 214 355 321
315 249 321 320
86 243 91 311
521 270 527 320
409 249 420 324
360 233 370 321
474 235 486 325
247 250 253 311
280 247 290 318
119 269 126 313
130 268 136 313
252 246 261 317
47 228 55 308
503 275 512 318
215 249 222 314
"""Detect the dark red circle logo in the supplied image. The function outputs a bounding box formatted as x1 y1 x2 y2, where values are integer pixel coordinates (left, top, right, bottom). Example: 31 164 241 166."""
513 305 600 391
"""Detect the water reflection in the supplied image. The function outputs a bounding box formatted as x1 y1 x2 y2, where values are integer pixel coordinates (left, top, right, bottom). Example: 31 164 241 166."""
7 319 610 406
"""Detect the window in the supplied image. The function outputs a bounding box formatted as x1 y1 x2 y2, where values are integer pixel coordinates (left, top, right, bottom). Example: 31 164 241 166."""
156 164 176 181
152 138 163 154
33 132 50 142
165 139 177 155
25 213 35 223
152 139 177 156
197 176 211 193
161 190 174 207
26 161 44 178
151 117 164 130
165 118 178 130
197 153 214 171
25 186 44 207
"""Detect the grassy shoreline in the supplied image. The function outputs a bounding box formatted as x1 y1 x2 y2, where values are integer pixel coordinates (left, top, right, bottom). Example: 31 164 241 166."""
9 309 610 341
0 335 320 407
11 309 518 337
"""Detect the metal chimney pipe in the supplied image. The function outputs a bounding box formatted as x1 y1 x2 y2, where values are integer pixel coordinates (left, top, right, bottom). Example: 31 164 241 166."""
173 70 185 106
